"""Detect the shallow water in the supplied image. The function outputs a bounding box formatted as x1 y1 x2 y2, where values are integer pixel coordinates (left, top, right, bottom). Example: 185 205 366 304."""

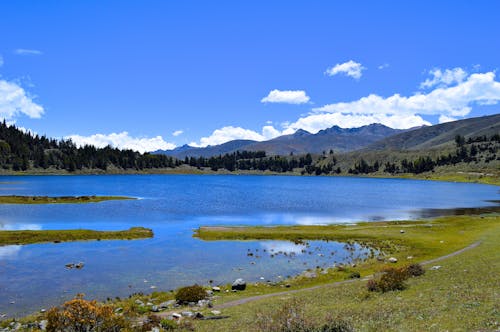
0 175 498 317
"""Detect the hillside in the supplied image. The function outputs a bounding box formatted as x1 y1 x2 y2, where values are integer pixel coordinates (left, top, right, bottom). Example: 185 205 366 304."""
367 113 500 151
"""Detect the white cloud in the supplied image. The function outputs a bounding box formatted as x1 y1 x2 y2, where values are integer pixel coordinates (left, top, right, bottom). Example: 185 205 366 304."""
172 130 184 137
190 125 281 147
14 49 43 56
378 63 389 70
282 71 500 133
282 113 430 134
67 132 176 153
420 67 468 89
438 115 457 123
0 79 44 120
0 55 3 67
261 89 310 104
325 60 365 79
0 223 42 230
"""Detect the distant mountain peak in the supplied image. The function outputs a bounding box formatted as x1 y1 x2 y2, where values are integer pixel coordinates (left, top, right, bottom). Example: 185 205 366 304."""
293 129 311 136
318 125 343 135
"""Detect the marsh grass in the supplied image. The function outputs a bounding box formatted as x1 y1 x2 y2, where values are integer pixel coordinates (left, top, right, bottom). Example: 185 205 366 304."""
0 227 153 245
0 195 135 204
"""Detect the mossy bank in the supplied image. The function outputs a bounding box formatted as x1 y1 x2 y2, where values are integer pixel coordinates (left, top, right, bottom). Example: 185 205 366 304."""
0 195 135 204
0 227 153 246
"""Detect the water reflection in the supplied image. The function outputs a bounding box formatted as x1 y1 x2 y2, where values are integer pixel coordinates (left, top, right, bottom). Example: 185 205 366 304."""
413 203 500 219
259 241 307 254
0 245 21 259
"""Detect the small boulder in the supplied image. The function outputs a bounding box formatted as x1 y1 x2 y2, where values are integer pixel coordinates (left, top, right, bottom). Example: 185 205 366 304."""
212 286 221 292
211 310 221 315
430 265 442 270
197 299 209 307
388 257 398 263
151 305 159 312
231 278 246 291
303 271 317 278
159 300 175 309
181 311 194 318
38 321 48 332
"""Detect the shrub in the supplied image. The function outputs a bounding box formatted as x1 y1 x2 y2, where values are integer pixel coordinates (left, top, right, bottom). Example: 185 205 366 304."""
404 263 425 277
366 279 378 292
378 267 407 292
46 294 128 332
347 271 360 279
175 284 207 304
367 267 408 292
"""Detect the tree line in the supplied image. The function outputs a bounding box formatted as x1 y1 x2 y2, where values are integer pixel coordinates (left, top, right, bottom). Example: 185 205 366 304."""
0 122 313 173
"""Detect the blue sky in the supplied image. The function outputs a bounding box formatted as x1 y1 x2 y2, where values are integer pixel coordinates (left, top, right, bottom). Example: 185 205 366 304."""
1 1 499 152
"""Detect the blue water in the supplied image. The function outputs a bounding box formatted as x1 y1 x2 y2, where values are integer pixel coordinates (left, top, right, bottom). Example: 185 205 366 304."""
0 175 498 317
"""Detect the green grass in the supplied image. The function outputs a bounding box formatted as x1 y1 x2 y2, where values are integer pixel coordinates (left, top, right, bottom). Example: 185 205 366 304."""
192 215 500 331
0 195 135 204
0 227 153 245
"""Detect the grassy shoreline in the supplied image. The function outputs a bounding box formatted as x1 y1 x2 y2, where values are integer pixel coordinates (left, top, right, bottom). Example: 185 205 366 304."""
1 166 499 186
0 195 136 204
195 215 500 268
0 227 153 246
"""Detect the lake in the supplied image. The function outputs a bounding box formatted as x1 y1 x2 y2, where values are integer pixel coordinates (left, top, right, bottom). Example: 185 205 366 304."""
0 175 498 317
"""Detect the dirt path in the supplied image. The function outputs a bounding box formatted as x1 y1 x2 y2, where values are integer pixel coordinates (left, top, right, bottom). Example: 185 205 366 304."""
213 241 481 310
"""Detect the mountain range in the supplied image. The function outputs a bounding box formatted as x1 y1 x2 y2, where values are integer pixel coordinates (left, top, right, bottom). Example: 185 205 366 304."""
155 124 405 158
155 113 500 158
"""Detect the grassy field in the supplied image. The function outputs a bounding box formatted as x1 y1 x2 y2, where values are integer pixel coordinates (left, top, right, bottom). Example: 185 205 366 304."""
0 195 135 204
0 227 153 245
191 214 500 331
